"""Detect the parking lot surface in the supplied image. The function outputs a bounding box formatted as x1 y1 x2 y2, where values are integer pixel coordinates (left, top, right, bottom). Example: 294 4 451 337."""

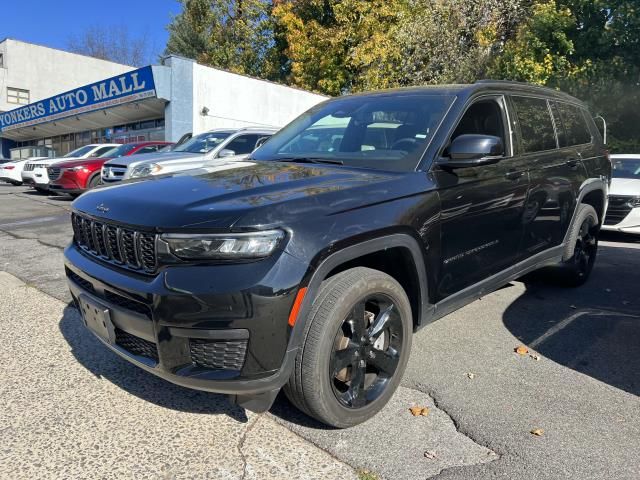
1 183 639 479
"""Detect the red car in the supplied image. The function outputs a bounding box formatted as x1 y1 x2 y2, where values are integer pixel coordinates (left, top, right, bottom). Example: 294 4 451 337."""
48 141 173 196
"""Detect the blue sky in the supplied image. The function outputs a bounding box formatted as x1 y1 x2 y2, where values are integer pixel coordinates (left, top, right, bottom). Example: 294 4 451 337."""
0 0 182 64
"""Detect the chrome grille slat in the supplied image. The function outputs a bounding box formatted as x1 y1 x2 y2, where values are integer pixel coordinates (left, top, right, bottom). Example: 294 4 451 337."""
71 213 157 273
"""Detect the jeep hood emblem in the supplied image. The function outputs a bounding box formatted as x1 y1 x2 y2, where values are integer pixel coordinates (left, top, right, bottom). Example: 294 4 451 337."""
96 204 110 213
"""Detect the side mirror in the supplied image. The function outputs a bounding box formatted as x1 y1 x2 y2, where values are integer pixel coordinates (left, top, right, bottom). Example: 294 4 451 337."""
441 134 504 168
217 149 236 158
254 136 270 150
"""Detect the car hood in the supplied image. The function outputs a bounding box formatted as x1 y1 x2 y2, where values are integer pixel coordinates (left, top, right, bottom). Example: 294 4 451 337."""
53 158 108 168
103 151 201 167
73 161 416 230
30 157 82 167
610 178 640 196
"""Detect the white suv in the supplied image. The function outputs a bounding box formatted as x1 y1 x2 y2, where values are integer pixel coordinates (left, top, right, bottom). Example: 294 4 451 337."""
102 127 276 182
22 144 118 193
602 154 640 234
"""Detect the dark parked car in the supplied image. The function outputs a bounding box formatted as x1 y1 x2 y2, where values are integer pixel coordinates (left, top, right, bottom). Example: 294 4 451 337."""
64 81 610 428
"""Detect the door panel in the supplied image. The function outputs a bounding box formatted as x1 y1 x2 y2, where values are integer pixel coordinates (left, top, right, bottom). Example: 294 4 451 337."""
434 158 529 298
434 96 528 299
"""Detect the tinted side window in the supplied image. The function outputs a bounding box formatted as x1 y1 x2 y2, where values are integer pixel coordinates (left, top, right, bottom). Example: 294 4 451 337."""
558 103 591 146
224 134 263 155
93 146 116 157
133 146 158 155
511 96 557 153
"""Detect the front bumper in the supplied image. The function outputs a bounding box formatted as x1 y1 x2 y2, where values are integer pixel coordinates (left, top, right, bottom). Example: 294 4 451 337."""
602 206 640 235
64 243 307 396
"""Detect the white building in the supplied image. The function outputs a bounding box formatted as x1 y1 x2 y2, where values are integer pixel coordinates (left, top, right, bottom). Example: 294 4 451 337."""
0 40 327 158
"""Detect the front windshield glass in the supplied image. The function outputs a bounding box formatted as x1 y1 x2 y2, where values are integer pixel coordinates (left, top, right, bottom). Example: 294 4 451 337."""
173 132 231 154
612 157 640 179
63 145 95 158
99 144 137 158
252 94 456 171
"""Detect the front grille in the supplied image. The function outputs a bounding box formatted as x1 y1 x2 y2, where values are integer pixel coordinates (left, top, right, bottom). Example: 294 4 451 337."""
115 328 158 362
48 167 61 180
24 163 36 171
104 290 151 317
190 339 248 371
605 195 634 225
71 212 158 273
102 164 127 182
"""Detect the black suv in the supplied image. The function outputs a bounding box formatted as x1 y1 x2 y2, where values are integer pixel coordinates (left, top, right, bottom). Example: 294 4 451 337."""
65 81 610 428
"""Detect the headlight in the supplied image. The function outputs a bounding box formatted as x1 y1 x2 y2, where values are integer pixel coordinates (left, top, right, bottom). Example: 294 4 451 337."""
161 230 285 260
629 197 640 208
130 163 162 178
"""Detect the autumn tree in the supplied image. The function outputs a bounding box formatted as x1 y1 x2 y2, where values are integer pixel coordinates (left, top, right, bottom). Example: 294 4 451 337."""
165 0 275 77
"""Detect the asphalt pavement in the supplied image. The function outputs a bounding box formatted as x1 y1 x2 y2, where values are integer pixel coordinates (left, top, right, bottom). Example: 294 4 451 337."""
1 183 638 479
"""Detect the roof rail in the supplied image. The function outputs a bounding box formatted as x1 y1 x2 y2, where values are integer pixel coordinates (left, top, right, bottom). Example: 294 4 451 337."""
474 79 537 86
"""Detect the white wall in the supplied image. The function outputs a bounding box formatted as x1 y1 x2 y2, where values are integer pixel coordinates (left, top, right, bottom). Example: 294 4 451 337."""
0 39 133 113
191 63 327 134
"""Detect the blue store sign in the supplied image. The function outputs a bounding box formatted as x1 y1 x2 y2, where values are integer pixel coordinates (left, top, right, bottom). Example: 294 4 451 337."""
0 66 156 133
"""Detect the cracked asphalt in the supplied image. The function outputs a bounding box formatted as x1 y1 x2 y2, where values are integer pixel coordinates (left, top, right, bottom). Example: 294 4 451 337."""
1 183 639 479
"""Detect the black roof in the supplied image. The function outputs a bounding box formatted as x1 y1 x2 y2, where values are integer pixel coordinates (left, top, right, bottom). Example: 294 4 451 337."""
340 80 584 106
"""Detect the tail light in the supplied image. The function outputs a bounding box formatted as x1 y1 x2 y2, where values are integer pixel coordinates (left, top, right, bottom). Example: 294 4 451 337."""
4 165 15 170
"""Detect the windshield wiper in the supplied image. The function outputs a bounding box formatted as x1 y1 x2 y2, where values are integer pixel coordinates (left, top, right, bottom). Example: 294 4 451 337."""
277 157 344 165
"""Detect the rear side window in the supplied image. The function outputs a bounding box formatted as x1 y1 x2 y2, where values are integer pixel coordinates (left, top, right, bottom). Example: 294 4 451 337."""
511 96 557 153
557 103 591 146
224 134 264 155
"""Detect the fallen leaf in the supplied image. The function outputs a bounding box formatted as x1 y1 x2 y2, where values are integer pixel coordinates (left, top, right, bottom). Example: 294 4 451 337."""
569 305 577 309
530 428 544 436
530 354 540 361
424 450 437 459
467 372 476 379
410 406 430 416
515 345 529 356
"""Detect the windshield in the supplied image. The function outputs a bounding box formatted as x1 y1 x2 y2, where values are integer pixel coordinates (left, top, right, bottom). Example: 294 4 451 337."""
612 157 640 179
173 132 231 154
252 94 455 171
63 145 96 158
99 144 138 158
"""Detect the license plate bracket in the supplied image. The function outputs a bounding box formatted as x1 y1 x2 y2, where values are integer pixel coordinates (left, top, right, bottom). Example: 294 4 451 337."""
78 294 115 344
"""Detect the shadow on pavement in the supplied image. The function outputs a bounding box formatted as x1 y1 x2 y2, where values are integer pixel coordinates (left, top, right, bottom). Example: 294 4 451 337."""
505 243 640 396
59 303 250 422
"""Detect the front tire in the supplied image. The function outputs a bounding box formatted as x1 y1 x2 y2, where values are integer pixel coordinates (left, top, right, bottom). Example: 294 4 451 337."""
284 267 412 428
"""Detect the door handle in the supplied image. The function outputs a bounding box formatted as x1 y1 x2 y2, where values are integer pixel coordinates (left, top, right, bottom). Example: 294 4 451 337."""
505 170 525 180
566 159 579 168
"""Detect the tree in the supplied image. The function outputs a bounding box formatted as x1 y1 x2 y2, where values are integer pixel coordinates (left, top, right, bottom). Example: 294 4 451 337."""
165 0 275 78
67 25 152 66
272 0 408 95
395 0 529 86
489 0 640 151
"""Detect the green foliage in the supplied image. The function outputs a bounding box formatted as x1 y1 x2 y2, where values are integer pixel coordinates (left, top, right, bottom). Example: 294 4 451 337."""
165 0 275 78
164 0 640 152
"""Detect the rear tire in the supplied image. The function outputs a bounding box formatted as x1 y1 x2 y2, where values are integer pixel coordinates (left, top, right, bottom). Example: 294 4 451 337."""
284 267 412 428
558 204 599 287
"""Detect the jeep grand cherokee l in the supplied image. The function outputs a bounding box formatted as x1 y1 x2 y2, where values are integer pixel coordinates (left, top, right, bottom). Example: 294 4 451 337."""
64 81 609 428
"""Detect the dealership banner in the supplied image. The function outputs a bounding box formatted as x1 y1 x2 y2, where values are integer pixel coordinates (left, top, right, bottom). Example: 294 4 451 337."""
0 66 156 133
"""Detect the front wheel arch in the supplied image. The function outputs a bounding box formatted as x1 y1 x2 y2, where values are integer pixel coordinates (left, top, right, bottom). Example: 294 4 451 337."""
286 233 431 353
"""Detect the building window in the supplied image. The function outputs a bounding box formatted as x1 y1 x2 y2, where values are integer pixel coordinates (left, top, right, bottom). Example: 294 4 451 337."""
0 53 4 68
7 87 29 105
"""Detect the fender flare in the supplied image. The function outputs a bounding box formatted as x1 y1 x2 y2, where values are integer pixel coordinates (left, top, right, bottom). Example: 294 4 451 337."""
562 178 607 260
286 233 432 353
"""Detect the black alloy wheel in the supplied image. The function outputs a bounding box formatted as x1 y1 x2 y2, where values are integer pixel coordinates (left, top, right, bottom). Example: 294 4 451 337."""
330 294 404 409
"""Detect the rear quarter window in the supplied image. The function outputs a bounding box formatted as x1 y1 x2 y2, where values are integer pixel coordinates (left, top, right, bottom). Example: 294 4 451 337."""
511 96 557 153
557 103 592 146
